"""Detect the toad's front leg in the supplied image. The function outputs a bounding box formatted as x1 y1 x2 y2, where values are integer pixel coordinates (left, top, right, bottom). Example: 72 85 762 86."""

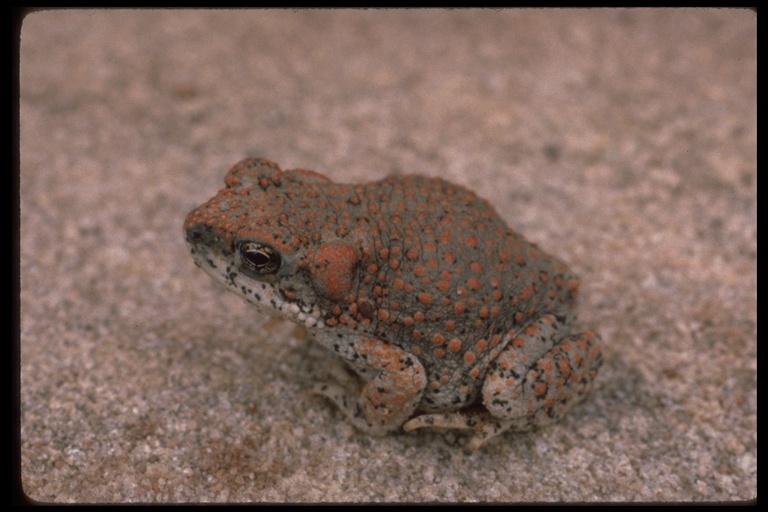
312 334 427 435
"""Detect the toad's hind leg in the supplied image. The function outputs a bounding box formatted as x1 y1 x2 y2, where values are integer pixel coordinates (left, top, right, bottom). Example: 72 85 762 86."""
472 328 602 449
405 315 603 451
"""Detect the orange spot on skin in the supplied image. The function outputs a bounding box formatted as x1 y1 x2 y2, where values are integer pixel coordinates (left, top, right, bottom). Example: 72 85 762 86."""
417 292 432 305
448 338 462 353
525 324 539 336
310 243 358 301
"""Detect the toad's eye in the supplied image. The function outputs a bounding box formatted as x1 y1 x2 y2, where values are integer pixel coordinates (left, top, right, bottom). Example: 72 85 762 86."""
238 242 281 276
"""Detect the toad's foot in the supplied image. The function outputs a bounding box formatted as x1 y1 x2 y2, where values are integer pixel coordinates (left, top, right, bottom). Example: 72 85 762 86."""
403 412 529 452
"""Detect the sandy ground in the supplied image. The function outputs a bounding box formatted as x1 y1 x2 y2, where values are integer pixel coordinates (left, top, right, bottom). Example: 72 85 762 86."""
18 8 755 503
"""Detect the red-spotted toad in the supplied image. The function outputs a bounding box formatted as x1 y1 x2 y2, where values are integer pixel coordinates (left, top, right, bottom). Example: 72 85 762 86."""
184 158 603 450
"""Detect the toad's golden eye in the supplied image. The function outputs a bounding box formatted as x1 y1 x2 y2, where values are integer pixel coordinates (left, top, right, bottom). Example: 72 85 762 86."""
238 241 281 276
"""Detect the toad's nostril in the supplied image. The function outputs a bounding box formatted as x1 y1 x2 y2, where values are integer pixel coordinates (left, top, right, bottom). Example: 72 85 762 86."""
186 223 216 246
